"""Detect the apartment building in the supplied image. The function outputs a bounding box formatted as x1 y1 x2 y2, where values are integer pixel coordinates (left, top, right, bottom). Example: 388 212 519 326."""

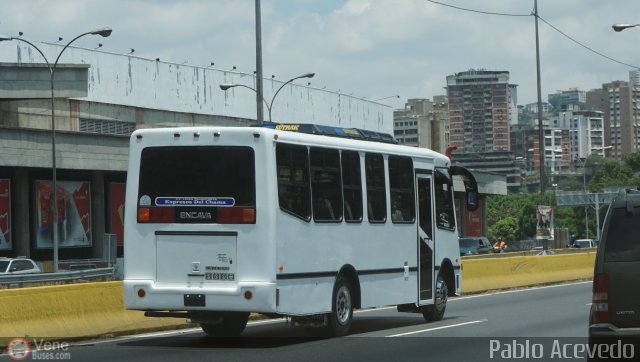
446 70 517 153
557 110 606 162
392 97 450 154
586 80 640 160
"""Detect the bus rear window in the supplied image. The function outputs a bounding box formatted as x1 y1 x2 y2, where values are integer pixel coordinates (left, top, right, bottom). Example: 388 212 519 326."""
137 146 255 223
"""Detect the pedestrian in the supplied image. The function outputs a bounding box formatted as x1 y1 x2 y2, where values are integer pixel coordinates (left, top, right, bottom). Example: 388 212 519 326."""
493 237 507 253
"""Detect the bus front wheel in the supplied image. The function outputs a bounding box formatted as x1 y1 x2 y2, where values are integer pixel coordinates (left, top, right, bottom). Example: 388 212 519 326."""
200 312 249 337
422 274 448 322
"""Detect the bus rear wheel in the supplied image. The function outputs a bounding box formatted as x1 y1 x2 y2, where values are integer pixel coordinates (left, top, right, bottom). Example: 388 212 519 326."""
200 312 249 337
422 274 448 322
327 276 354 337
306 276 354 337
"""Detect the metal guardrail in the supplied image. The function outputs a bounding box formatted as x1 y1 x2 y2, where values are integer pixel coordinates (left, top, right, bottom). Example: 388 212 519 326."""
0 267 114 288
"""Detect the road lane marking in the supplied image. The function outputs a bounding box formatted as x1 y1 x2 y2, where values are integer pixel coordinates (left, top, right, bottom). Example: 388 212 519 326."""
386 319 488 337
78 281 590 344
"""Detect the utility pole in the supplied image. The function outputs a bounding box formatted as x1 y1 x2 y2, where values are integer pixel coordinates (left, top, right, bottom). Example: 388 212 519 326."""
255 0 265 123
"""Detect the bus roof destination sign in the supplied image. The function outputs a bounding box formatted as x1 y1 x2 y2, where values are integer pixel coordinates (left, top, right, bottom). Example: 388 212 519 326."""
261 123 397 144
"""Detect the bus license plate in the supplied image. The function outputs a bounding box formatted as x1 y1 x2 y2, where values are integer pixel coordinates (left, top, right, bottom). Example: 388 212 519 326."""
205 272 235 281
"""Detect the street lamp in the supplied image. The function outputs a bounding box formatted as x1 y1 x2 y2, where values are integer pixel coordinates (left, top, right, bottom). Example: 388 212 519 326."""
0 28 112 272
220 72 315 123
612 23 640 32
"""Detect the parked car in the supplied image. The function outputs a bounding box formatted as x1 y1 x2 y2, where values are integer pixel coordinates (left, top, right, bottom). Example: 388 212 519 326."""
589 189 640 353
458 236 492 256
0 257 41 274
575 238 597 248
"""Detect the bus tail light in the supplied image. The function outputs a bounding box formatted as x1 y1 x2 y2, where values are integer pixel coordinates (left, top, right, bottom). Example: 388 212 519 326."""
592 273 609 323
138 207 175 223
218 207 256 224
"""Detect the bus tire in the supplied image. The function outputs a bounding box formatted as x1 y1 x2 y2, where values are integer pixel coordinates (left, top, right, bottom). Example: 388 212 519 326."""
327 275 354 337
422 274 448 322
200 312 249 337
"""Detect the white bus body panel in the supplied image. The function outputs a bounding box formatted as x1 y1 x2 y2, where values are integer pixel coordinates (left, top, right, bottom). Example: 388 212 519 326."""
124 126 461 316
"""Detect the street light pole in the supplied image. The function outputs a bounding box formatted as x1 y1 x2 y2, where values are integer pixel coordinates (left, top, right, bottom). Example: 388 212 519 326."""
255 0 265 123
267 73 315 123
574 145 611 240
534 0 545 204
220 72 314 123
576 157 589 238
0 29 112 272
373 95 400 102
220 83 270 114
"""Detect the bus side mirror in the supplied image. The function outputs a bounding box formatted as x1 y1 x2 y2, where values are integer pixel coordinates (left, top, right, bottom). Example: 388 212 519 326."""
467 191 478 212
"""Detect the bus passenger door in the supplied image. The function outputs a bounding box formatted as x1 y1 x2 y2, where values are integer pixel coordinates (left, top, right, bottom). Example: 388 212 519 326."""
416 174 434 305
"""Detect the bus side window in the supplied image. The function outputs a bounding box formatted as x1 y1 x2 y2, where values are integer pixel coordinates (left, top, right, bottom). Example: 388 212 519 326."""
388 155 415 223
365 153 386 223
310 147 342 222
276 144 311 221
341 150 363 223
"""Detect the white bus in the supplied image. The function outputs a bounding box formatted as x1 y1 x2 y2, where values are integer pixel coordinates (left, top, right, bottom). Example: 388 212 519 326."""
124 124 478 337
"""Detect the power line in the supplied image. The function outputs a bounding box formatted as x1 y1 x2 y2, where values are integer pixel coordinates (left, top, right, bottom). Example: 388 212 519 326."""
425 0 640 69
424 0 529 17
537 15 640 69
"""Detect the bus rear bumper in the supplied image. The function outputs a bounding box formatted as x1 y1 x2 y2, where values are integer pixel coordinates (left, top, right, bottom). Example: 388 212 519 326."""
123 280 277 314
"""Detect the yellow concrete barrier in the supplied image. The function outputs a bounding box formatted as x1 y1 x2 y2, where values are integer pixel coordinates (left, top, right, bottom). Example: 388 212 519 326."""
0 281 189 341
0 252 596 340
462 251 596 294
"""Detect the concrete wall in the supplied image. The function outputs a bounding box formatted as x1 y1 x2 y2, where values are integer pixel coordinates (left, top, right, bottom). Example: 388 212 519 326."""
0 42 392 133
0 126 128 171
0 62 89 99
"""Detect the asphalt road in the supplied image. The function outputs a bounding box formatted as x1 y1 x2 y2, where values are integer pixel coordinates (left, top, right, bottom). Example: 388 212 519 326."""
3 282 600 362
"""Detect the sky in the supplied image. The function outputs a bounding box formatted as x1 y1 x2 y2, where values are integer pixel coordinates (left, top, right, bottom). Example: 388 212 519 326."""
1 0 640 109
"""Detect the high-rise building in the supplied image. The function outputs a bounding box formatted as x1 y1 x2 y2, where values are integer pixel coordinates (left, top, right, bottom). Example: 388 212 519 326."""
557 110 605 162
392 97 450 153
446 70 516 153
548 88 586 113
431 95 450 154
393 98 432 148
629 69 640 87
586 81 640 160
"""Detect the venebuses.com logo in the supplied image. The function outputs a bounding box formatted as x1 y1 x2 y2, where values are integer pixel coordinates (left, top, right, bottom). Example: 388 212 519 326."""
6 337 71 360
7 338 30 360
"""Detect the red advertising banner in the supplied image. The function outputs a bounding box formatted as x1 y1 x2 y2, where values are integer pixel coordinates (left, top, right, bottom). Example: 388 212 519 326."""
35 180 92 248
0 179 11 250
465 205 483 237
110 183 126 246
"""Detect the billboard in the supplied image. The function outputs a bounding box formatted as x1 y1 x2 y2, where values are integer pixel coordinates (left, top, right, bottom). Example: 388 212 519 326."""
35 180 92 248
536 205 554 240
109 182 126 246
0 179 10 250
